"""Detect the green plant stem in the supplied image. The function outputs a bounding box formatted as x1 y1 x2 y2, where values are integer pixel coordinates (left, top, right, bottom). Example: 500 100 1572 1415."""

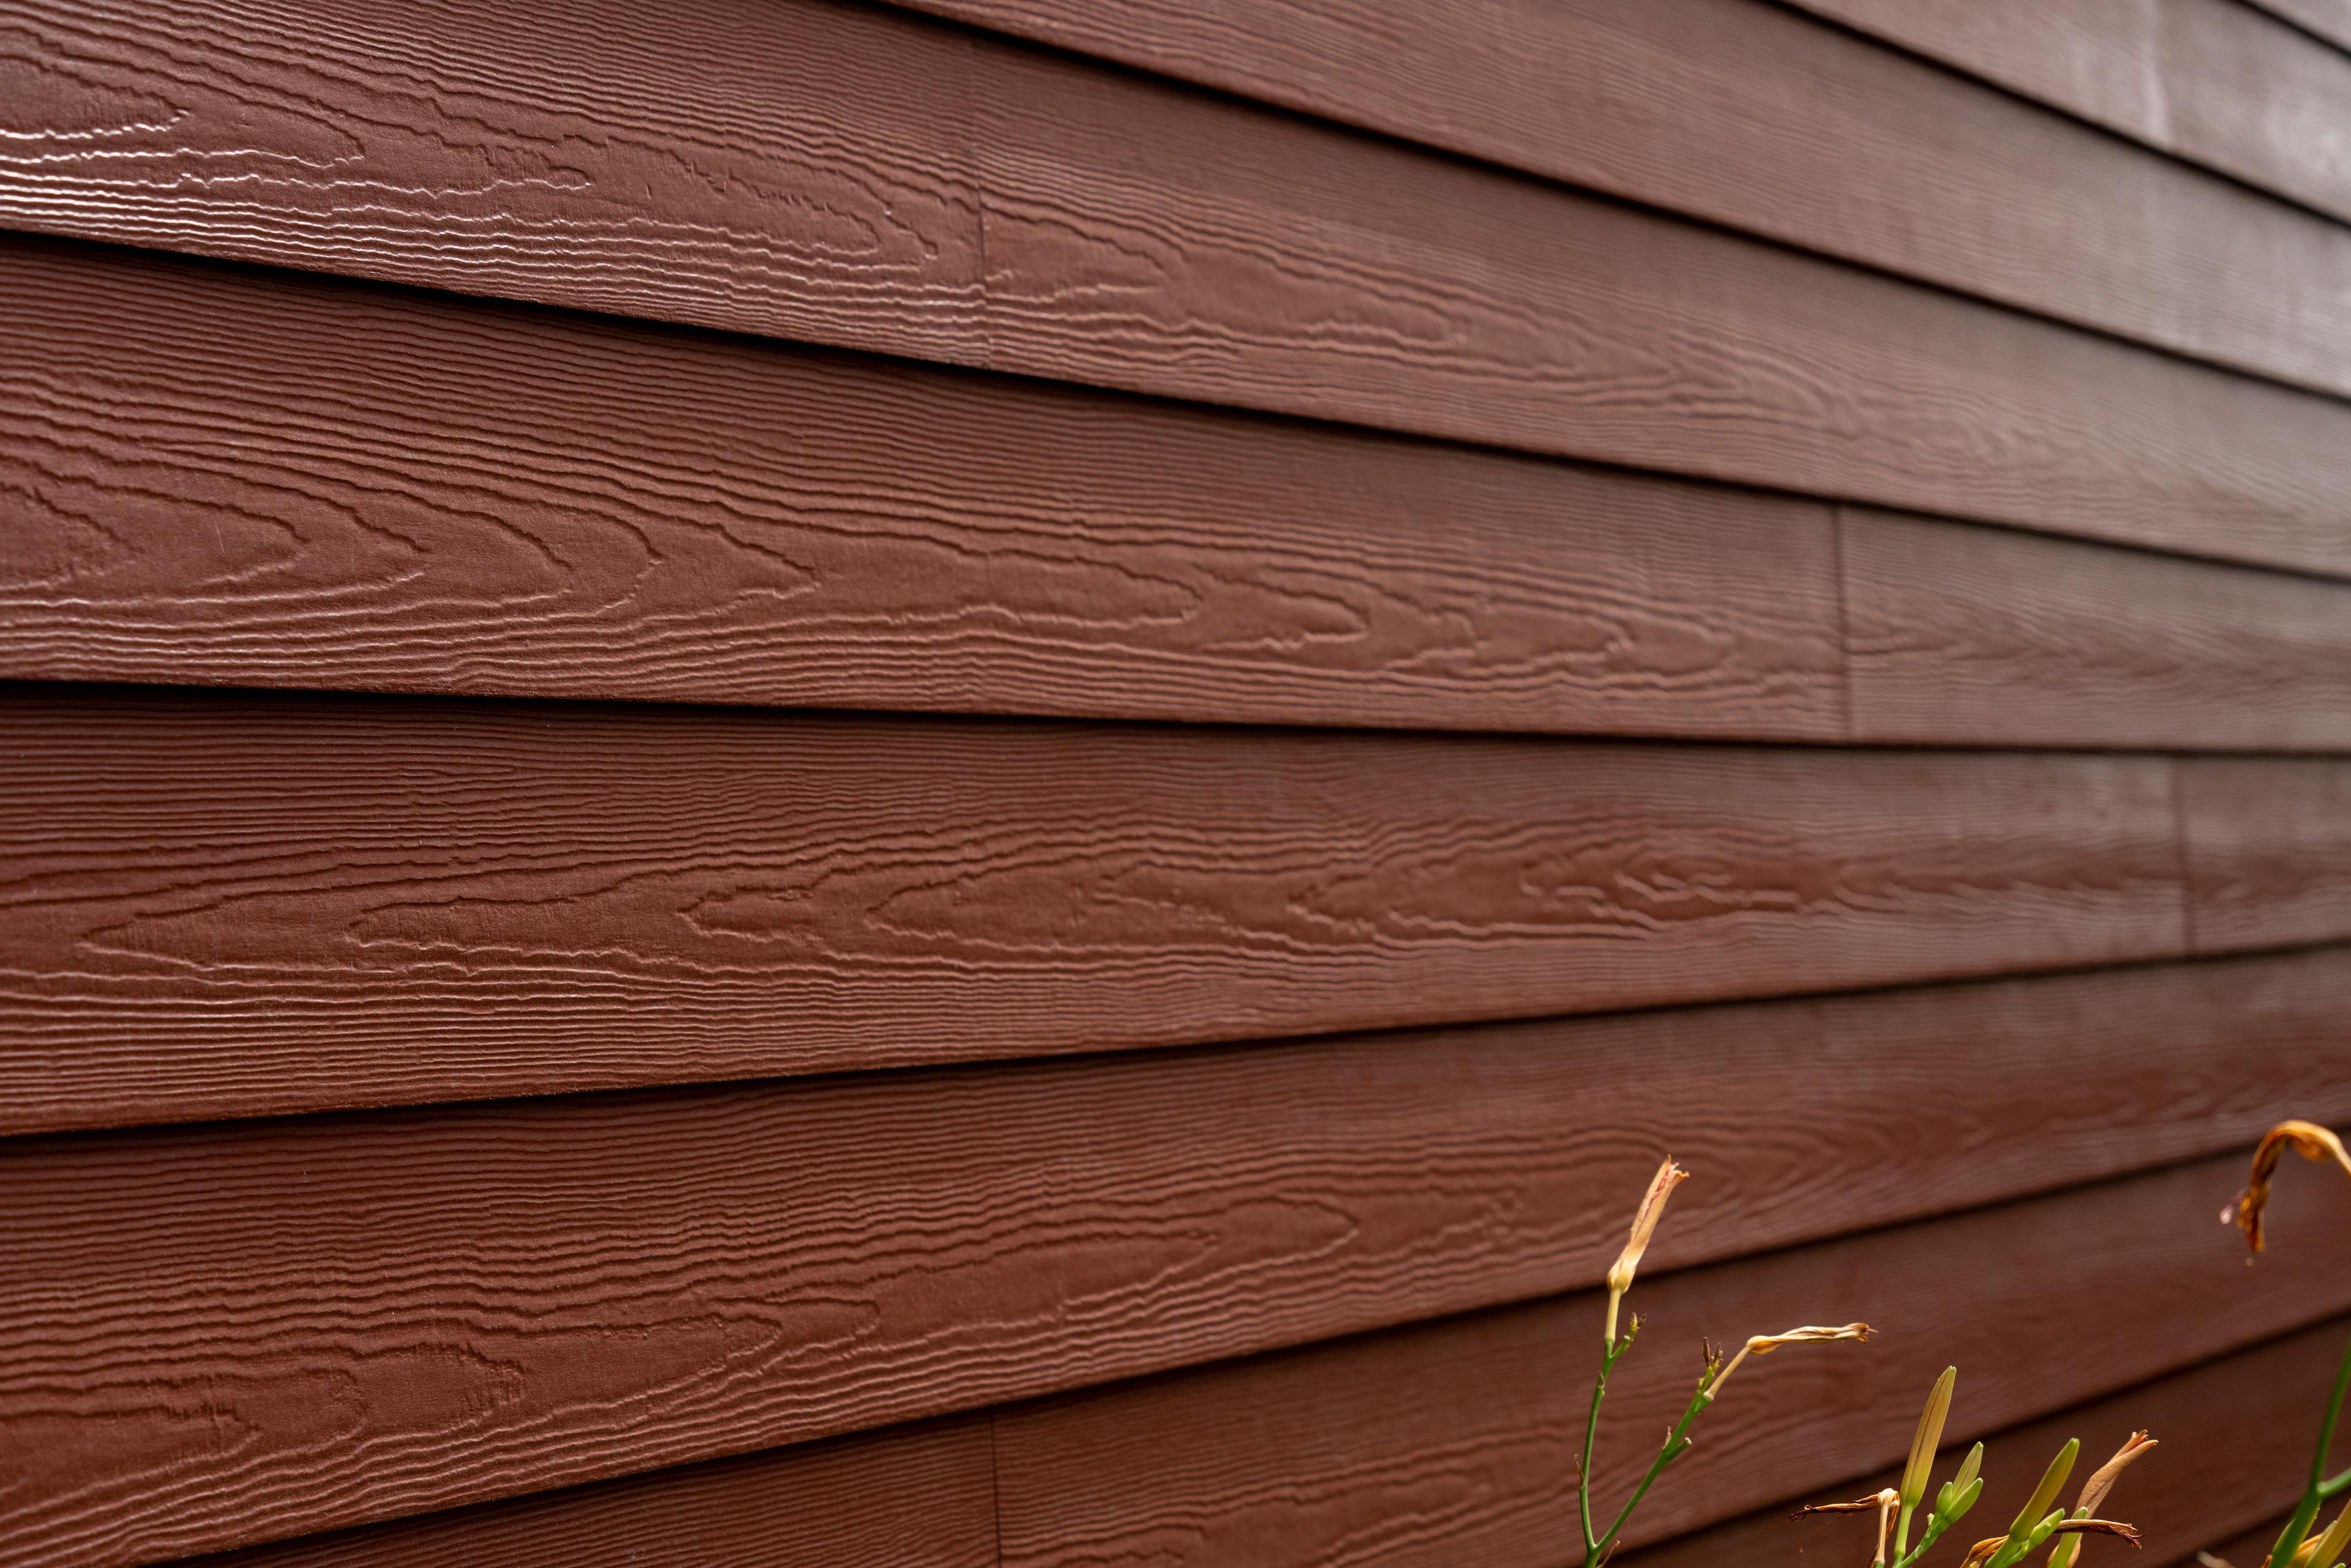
2271 1330 2351 1568
1589 1389 1708 1562
1889 1512 1953 1568
1580 1336 1629 1559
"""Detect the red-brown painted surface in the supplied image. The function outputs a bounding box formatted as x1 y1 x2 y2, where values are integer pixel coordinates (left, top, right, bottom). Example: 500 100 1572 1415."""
1 0 2344 1562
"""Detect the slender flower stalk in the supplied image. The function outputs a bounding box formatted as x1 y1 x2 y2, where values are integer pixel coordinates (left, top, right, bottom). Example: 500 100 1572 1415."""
1575 1157 1867 1566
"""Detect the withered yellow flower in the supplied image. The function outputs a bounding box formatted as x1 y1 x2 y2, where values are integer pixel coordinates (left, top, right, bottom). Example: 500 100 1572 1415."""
1792 1484 1901 1561
1709 1322 1872 1396
2225 1120 2351 1255
2050 1430 2156 1568
1604 1157 1687 1345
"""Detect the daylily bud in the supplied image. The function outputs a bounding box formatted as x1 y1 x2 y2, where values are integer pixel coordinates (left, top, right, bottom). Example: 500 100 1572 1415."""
1605 1158 1688 1345
2015 1439 2080 1539
2302 1504 2351 1568
1954 1441 1984 1493
1898 1367 1958 1553
2225 1120 2351 1256
1711 1322 1872 1396
2050 1431 2156 1568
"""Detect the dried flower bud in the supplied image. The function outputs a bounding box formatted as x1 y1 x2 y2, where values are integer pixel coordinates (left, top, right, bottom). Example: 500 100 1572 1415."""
1748 1322 1875 1354
2051 1520 2141 1547
1605 1158 1688 1344
2050 1431 2157 1568
1711 1322 1871 1397
2225 1120 2351 1256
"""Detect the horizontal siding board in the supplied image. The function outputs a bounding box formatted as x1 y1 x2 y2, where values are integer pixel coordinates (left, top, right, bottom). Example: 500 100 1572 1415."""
0 0 986 361
0 684 2192 1134
1839 506 2351 750
2181 759 2351 954
173 1322 2351 1568
183 1417 998 1568
1785 0 2351 228
2200 1515 2300 1568
2243 0 2351 55
899 0 2351 401
971 37 2351 580
1621 1319 2351 1568
989 1157 2351 1567
12 4 2351 577
22 239 2351 755
0 235 1846 739
8 951 2345 1560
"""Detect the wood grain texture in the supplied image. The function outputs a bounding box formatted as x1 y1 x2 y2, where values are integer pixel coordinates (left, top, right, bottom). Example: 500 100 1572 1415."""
969 28 2351 580
1840 506 2351 751
20 239 2351 757
1620 1318 2351 1568
990 1153 2351 1568
0 234 1843 739
2180 760 2351 955
2246 0 2351 54
12 2 2351 576
170 1322 2351 1568
184 1418 996 1568
0 683 2192 1135
0 0 985 361
9 950 2345 1561
896 0 2351 400
1784 0 2351 228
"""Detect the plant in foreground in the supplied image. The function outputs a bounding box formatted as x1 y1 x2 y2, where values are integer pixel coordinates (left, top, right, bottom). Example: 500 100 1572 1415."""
1575 1157 1872 1564
1794 1387 2149 1568
2197 1120 2351 1568
1575 1160 2147 1566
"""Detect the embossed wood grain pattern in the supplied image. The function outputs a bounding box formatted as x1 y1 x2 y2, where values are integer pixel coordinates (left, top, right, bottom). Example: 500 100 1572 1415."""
967 29 2351 580
10 950 2345 1562
23 239 2351 756
0 235 1842 738
0 0 985 361
1784 0 2351 227
896 0 2351 400
1620 1319 2351 1568
186 1419 996 1568
0 683 2191 1135
990 1155 2351 1568
2180 760 2351 955
13 2 2351 576
173 1321 2351 1568
1840 507 2351 750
